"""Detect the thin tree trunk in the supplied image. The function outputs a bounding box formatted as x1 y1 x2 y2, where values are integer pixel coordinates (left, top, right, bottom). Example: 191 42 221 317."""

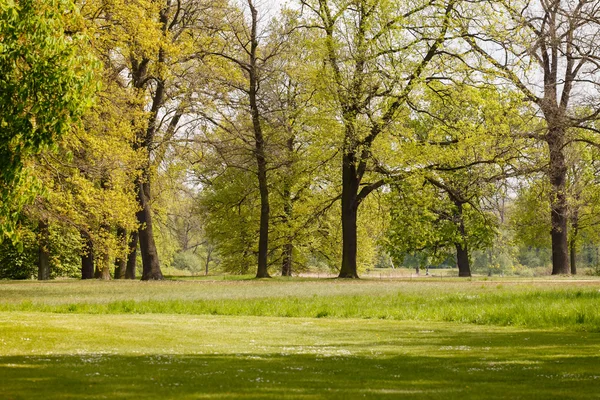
281 172 293 277
137 179 163 280
248 1 270 279
255 163 270 278
282 243 293 277
205 248 211 276
81 232 94 280
126 231 138 279
339 152 360 278
547 127 569 275
570 208 579 275
570 240 577 275
37 220 50 281
114 227 127 279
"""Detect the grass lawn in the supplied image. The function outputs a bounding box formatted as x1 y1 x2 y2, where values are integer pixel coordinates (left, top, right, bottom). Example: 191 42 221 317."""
1 278 600 399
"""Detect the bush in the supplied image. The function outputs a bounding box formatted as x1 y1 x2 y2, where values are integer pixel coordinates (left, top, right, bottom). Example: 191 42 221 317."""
172 251 204 276
0 223 81 280
0 228 37 279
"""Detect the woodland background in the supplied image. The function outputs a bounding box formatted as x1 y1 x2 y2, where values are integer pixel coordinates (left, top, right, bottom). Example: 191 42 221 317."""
2 0 600 280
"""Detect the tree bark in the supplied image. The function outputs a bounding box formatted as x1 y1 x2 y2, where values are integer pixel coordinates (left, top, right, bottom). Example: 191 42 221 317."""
137 179 163 280
455 243 471 277
570 240 577 275
129 14 169 282
114 259 126 279
248 1 270 279
114 227 127 279
205 248 211 276
37 220 50 281
281 171 293 277
255 161 270 278
547 127 570 275
282 243 293 277
454 202 471 277
570 208 579 275
81 232 94 280
339 152 360 278
126 230 138 279
98 253 111 280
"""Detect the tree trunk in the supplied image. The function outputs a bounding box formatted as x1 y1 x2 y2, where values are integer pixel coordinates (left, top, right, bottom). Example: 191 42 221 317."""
129 28 167 282
99 253 111 280
569 217 578 276
81 232 94 280
114 227 127 279
114 259 126 279
37 220 50 281
455 242 471 277
99 267 111 280
570 208 579 275
255 161 270 278
454 202 471 277
281 173 293 277
282 243 293 277
248 2 270 279
570 240 577 275
205 249 211 276
99 251 111 281
547 127 570 275
137 179 163 280
339 153 360 278
126 230 138 279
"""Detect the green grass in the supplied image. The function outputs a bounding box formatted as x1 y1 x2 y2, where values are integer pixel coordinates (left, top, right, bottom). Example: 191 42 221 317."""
1 278 600 398
1 313 600 399
1 279 600 330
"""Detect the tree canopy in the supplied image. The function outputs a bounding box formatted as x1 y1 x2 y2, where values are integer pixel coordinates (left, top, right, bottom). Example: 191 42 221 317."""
2 0 600 280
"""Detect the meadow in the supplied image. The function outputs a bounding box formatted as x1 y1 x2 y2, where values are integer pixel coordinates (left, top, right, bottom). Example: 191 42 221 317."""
1 277 600 399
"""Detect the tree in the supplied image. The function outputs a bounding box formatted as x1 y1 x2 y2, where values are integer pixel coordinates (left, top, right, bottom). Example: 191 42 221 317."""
461 0 600 274
511 142 600 274
385 81 530 277
198 0 303 277
0 0 96 242
299 0 457 278
88 0 214 279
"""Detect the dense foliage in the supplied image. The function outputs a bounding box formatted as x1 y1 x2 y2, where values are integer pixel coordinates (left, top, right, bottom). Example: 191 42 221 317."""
2 0 600 280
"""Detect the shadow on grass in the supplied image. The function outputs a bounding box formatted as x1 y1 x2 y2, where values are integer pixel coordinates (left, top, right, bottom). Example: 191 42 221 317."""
1 350 599 400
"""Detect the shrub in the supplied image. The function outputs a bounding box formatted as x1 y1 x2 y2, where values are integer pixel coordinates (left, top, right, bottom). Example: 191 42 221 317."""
172 251 204 276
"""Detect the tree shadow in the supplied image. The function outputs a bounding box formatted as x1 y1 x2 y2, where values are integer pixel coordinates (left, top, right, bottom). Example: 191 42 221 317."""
1 347 599 399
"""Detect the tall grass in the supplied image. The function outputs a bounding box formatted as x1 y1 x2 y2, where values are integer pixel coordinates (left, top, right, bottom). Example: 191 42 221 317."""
1 280 599 331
